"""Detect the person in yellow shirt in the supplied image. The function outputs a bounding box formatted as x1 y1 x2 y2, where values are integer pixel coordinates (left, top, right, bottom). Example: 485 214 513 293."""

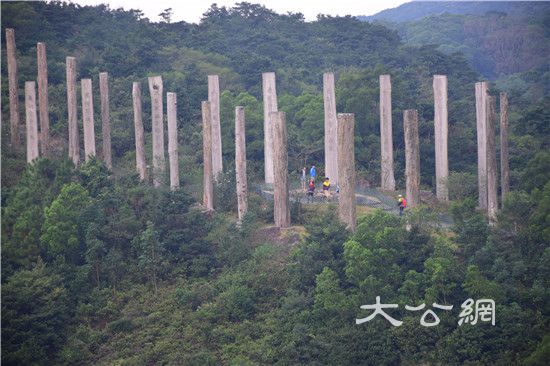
323 177 331 201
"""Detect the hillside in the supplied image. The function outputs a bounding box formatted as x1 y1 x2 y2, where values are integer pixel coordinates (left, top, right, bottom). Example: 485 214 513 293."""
359 1 549 23
2 2 549 365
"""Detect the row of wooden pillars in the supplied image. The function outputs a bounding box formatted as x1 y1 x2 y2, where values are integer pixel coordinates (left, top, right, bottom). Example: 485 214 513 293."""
6 27 510 231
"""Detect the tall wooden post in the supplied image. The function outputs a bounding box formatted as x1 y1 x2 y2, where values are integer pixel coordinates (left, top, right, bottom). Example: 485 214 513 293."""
475 81 489 209
66 57 79 165
235 106 248 222
81 79 96 160
272 111 290 228
6 29 20 147
132 82 147 181
99 72 112 169
500 92 510 203
208 75 223 180
323 72 338 185
262 72 278 184
148 76 165 187
379 75 396 191
433 75 449 202
338 113 356 231
487 96 498 221
24 81 39 163
202 101 214 211
167 92 179 190
404 109 420 208
37 42 50 156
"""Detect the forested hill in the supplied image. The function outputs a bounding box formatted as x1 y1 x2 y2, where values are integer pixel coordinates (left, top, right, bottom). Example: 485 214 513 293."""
359 1 549 23
359 1 550 81
2 2 550 365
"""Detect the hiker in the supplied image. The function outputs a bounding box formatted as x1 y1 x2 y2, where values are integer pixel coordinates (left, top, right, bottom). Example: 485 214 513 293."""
310 164 316 181
323 177 331 201
397 194 407 216
306 178 315 203
301 167 307 191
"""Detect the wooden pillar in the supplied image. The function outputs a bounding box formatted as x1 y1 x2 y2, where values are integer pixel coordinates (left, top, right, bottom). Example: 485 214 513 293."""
6 29 20 147
24 81 39 163
167 92 179 190
36 42 50 156
323 72 338 185
235 106 248 222
475 81 489 209
202 101 214 211
262 72 278 184
208 75 223 180
338 113 356 231
272 111 290 228
81 78 96 160
99 72 112 169
132 82 147 181
487 96 498 221
66 57 80 165
433 75 449 202
148 76 165 187
379 75 395 191
404 109 420 208
500 92 510 203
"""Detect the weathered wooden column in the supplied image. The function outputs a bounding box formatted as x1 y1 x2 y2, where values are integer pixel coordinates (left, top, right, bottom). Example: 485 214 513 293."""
235 106 248 222
202 101 214 211
433 75 449 202
500 92 509 202
379 75 396 191
6 29 20 147
132 82 147 181
37 42 50 156
323 72 338 185
272 111 290 228
167 92 179 190
404 109 420 208
148 76 165 187
475 81 489 209
99 72 112 169
486 96 498 221
24 81 39 162
81 79 96 160
208 75 223 180
338 113 356 231
262 72 278 184
66 57 79 165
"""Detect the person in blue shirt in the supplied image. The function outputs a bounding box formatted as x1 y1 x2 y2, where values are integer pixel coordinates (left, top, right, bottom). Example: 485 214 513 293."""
310 165 316 180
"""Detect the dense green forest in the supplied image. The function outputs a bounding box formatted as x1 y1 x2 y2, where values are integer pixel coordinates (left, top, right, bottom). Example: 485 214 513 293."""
2 1 549 365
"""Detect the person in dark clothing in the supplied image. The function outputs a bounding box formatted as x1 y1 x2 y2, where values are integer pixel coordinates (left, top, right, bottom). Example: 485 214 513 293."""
306 178 315 203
